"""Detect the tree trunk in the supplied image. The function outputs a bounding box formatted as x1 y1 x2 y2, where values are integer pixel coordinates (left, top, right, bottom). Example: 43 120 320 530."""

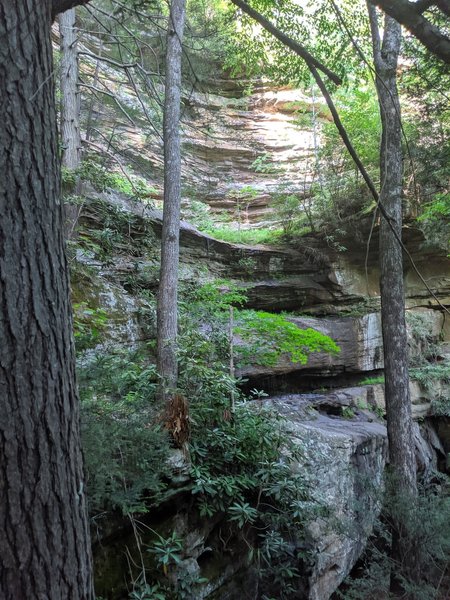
59 7 82 237
156 0 187 404
368 5 418 595
59 8 81 170
0 2 93 598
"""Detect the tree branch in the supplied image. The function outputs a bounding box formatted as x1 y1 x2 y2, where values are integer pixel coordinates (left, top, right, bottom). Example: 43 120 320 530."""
367 3 382 67
415 0 437 12
369 0 450 63
230 0 342 85
52 0 92 20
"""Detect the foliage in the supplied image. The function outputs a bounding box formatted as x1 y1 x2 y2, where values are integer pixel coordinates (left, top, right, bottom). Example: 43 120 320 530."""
410 361 450 416
185 0 243 81
177 282 323 596
203 225 282 245
406 310 441 367
306 84 381 240
338 478 450 600
148 532 183 571
251 152 279 174
70 157 157 200
235 310 340 367
417 193 450 253
270 191 311 237
405 311 450 414
180 199 215 231
400 43 450 249
189 401 317 598
342 406 356 420
185 279 247 312
236 255 257 275
73 302 109 351
226 0 371 84
360 375 385 386
78 349 170 514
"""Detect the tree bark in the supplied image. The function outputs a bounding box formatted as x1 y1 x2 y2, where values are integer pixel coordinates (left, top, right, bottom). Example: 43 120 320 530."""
156 0 186 403
59 8 81 171
59 7 82 237
368 5 418 595
0 2 93 598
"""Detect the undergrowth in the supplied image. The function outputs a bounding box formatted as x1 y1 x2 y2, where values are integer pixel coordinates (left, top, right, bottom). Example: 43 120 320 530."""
203 225 283 245
337 476 450 600
77 280 336 598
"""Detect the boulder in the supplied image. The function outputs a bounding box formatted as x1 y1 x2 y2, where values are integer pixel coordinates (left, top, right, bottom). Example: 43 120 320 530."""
262 395 388 600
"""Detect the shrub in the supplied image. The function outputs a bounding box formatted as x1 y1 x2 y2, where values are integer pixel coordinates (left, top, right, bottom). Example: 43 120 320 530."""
78 350 169 514
235 310 340 367
337 478 450 600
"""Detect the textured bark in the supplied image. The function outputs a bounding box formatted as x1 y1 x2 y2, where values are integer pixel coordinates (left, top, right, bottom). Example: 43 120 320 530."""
59 7 82 237
156 0 187 402
59 8 81 170
368 5 418 596
368 4 417 500
369 0 450 63
0 2 93 598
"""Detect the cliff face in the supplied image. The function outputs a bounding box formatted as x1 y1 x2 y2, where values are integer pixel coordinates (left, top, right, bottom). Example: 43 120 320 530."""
181 83 324 225
71 57 450 598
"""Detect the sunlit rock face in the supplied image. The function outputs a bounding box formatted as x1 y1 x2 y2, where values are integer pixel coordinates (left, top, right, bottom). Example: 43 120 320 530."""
181 83 324 225
236 313 384 380
236 308 444 381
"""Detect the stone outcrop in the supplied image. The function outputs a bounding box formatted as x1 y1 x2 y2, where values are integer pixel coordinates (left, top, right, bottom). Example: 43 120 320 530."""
262 395 388 600
182 84 324 224
71 56 450 599
236 313 384 379
237 309 444 381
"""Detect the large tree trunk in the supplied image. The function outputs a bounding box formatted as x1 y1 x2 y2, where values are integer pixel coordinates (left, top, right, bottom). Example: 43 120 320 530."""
59 7 82 237
156 0 187 404
0 2 93 598
368 5 418 596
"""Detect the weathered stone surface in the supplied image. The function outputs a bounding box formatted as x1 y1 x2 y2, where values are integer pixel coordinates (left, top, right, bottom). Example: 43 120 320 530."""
73 62 450 600
181 84 323 224
262 395 388 600
237 308 446 382
237 313 384 379
261 391 446 598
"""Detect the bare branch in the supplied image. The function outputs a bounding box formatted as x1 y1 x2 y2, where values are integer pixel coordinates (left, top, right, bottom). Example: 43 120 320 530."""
78 50 139 70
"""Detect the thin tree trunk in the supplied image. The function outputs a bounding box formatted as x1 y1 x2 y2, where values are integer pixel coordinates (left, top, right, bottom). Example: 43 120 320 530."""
59 7 82 238
85 43 103 142
0 2 93 598
368 5 418 596
59 8 81 170
156 0 187 404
